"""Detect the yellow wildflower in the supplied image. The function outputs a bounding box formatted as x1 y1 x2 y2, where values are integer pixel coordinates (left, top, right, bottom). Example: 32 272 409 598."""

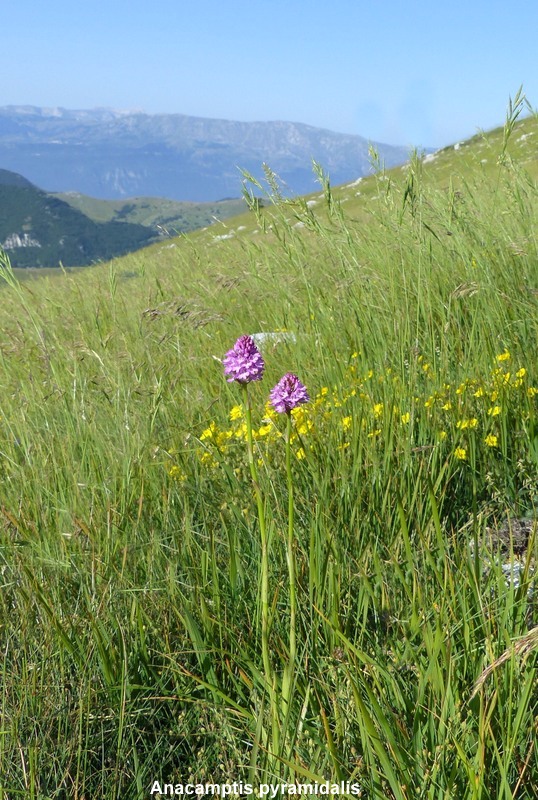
200 422 219 441
484 434 498 447
488 406 501 417
373 403 383 418
200 451 218 468
257 424 273 438
456 418 478 430
168 465 187 481
496 350 511 362
263 402 279 421
454 447 467 460
342 415 353 431
368 428 382 439
229 405 243 421
511 367 526 388
233 422 248 439
400 412 410 424
215 430 232 448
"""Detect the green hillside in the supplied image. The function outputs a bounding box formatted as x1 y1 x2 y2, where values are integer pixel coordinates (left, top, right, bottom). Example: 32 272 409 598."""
64 107 535 271
54 191 247 235
1 99 538 796
0 167 35 188
0 171 156 267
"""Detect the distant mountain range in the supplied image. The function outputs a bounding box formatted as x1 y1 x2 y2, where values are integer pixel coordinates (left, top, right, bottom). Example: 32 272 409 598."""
0 105 411 202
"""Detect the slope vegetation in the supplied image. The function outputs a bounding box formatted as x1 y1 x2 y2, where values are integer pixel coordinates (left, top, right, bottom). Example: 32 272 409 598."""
0 169 155 267
1 103 537 795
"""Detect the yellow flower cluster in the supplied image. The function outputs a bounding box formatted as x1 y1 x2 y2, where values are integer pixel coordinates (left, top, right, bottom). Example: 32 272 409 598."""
168 464 187 482
187 349 536 473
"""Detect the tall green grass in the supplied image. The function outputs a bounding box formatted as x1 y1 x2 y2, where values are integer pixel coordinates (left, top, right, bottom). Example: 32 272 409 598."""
0 97 537 798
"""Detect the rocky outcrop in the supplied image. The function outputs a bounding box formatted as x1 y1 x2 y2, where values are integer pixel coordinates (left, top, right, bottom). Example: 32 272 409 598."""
3 232 41 248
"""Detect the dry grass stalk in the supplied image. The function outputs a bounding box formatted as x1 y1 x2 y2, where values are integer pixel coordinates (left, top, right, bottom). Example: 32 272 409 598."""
470 625 538 699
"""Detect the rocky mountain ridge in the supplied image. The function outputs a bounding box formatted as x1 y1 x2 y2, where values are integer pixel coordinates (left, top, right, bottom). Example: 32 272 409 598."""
0 105 411 201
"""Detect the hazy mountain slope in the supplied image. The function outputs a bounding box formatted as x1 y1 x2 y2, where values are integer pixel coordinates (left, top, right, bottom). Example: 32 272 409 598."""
6 113 536 271
53 192 246 234
0 169 156 267
64 112 536 278
0 105 411 201
0 168 35 188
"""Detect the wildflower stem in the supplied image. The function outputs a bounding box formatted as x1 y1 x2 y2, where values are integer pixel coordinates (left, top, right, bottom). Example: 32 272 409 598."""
282 411 297 711
242 384 279 755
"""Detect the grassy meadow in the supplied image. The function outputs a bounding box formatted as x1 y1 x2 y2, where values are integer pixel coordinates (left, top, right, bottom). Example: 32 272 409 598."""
52 193 247 238
1 96 538 798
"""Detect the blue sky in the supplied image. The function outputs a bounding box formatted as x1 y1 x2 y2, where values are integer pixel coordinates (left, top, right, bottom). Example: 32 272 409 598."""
4 0 538 148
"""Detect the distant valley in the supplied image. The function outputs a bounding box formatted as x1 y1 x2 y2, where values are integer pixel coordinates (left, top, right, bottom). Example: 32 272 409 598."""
0 169 245 267
0 105 411 202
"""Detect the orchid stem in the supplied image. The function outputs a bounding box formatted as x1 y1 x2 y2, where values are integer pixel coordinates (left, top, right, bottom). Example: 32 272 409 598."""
283 412 297 701
242 384 279 756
